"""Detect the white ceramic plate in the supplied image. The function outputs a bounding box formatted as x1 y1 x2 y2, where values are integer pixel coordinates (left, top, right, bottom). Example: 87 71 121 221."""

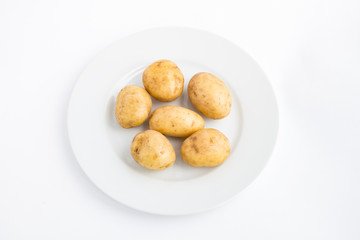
68 27 278 215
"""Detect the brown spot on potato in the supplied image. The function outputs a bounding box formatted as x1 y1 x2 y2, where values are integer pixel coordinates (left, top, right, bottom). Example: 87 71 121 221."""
192 144 199 153
162 162 173 169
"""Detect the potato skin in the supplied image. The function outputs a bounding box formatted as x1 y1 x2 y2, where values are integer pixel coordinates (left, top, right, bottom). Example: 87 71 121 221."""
149 105 205 137
181 128 230 167
142 60 184 102
188 72 231 119
115 85 152 128
130 130 175 170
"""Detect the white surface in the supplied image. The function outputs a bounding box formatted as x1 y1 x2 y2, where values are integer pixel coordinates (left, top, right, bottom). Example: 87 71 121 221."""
68 27 278 215
0 0 359 238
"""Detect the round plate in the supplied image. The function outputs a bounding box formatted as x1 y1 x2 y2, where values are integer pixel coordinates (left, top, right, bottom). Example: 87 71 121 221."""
67 27 278 215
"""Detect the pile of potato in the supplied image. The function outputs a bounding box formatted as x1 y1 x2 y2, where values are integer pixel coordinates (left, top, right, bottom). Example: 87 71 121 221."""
115 60 231 170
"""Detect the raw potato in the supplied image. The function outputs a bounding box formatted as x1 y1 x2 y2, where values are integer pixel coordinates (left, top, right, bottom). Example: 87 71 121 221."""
130 130 176 170
181 128 230 167
149 105 205 137
115 85 152 128
142 60 184 102
188 72 232 119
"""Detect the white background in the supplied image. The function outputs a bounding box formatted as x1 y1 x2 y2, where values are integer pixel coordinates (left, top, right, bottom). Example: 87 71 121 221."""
1 0 359 239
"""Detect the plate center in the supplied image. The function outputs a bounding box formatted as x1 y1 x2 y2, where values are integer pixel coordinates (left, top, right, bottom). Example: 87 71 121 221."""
105 60 242 181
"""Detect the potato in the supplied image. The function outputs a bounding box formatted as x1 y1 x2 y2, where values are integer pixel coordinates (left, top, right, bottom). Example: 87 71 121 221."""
149 105 205 137
188 72 231 119
181 128 230 167
115 85 152 128
130 130 175 170
142 60 184 102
